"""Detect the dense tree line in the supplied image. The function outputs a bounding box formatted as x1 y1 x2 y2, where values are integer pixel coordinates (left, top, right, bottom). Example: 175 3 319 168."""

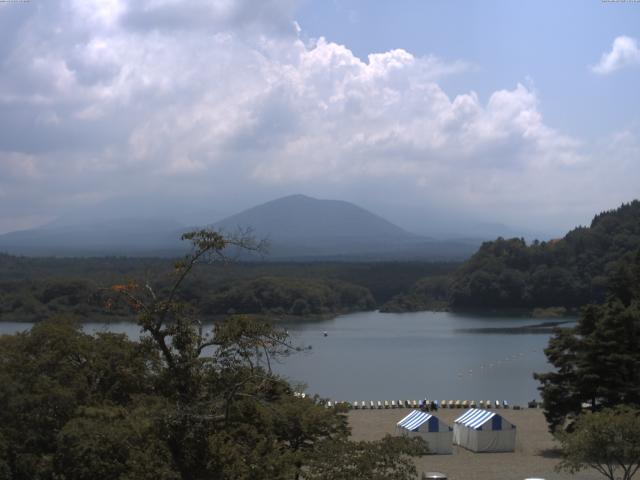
533 248 640 479
200 277 375 317
0 276 375 323
0 230 427 479
449 201 640 309
534 249 640 431
379 276 451 313
382 201 640 312
0 254 456 322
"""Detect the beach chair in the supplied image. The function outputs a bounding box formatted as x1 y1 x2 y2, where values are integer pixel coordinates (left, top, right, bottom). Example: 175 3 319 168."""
391 400 396 409
384 400 390 409
479 400 484 408
448 400 454 409
462 400 469 408
377 401 383 409
495 400 500 409
412 400 418 408
397 400 404 408
470 400 477 408
370 401 375 409
418 399 424 410
503 400 509 409
440 400 446 409
455 400 462 408
327 401 332 408
486 400 492 409
353 401 359 409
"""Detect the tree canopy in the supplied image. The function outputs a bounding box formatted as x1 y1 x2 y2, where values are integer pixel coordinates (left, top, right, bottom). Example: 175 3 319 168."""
534 249 640 431
556 406 640 480
0 230 427 480
0 252 455 323
449 201 640 310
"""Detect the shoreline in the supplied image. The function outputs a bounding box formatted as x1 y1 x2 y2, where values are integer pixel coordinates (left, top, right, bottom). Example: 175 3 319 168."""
348 408 600 480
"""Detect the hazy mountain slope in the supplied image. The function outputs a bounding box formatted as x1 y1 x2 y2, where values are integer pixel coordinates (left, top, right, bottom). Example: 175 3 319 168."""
215 194 417 243
0 195 478 259
0 218 185 256
214 194 476 260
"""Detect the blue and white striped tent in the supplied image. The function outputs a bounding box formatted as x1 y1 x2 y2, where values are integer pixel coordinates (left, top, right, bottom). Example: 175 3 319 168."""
453 409 516 452
396 410 453 454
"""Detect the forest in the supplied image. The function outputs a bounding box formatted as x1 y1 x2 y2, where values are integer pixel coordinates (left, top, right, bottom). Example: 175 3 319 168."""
449 200 640 309
0 254 456 323
385 201 640 312
1 201 639 323
0 231 427 480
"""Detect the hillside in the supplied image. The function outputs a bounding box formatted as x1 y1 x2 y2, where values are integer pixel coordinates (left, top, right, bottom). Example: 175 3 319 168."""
0 218 185 257
216 194 415 242
0 195 477 260
449 200 640 309
215 194 476 260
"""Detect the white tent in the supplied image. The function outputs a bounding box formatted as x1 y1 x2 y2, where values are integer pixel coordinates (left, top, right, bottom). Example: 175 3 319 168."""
396 410 453 454
453 408 516 452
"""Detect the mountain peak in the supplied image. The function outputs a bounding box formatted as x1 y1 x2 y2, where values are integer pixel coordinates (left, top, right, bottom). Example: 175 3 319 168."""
215 195 415 243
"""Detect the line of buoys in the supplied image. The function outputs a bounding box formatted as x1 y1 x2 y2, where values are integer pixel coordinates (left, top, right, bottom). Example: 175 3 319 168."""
313 398 519 410
456 350 533 380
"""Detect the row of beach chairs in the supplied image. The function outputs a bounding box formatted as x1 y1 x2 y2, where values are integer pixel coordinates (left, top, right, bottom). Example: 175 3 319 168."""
322 399 511 410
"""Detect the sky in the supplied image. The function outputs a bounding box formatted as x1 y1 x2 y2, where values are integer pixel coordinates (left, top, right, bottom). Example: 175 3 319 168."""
0 0 639 237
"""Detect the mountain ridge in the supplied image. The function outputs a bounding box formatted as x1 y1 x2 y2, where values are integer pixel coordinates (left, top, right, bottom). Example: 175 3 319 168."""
214 194 420 242
0 194 476 260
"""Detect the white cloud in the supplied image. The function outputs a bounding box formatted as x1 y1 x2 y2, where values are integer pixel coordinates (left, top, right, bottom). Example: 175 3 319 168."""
0 0 635 234
592 35 640 75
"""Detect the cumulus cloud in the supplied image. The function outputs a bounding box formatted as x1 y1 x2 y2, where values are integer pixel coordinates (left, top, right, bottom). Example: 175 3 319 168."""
592 35 640 75
0 0 635 234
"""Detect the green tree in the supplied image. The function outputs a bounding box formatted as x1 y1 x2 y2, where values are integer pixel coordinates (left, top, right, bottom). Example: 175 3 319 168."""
306 435 428 480
450 201 640 310
556 406 640 480
54 406 177 480
535 249 640 431
0 229 426 480
0 317 155 480
100 230 425 479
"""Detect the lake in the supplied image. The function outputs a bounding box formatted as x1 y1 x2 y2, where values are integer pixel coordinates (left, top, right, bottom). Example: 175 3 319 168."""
0 310 567 405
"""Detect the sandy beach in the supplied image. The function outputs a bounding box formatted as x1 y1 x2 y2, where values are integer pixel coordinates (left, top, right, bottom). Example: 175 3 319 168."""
348 407 602 480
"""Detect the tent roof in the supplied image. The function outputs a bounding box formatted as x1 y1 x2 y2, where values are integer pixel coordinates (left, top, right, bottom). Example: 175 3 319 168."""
454 409 499 430
397 410 434 431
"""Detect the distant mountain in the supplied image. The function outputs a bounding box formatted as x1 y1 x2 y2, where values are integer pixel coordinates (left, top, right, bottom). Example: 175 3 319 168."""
0 195 478 260
214 194 475 260
215 194 415 242
0 218 185 256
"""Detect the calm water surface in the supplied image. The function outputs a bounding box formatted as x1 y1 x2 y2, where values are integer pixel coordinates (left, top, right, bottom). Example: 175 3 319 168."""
0 310 568 405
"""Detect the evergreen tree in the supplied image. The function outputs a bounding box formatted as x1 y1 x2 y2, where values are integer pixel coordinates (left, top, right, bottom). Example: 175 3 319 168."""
535 249 640 431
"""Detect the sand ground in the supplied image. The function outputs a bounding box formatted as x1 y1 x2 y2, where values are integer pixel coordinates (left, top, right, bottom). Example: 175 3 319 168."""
348 407 602 480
